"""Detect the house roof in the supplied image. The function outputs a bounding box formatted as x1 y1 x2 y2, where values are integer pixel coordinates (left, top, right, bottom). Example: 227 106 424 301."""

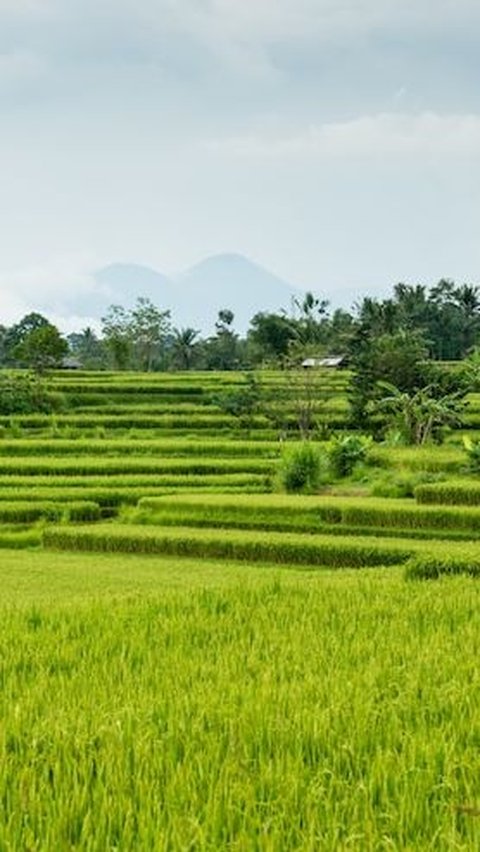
301 355 346 368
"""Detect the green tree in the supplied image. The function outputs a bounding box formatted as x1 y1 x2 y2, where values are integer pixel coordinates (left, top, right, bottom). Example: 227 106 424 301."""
247 312 297 363
101 299 171 371
101 305 132 370
293 291 329 346
205 309 240 370
3 313 51 364
171 327 201 370
348 329 430 431
370 382 464 445
14 324 68 373
67 327 107 369
130 298 171 371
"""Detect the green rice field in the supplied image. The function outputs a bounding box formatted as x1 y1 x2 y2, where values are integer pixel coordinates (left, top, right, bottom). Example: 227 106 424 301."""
1 368 480 848
1 553 480 849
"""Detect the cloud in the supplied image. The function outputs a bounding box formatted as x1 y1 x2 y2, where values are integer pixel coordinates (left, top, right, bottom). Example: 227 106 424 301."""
0 49 47 88
0 254 105 330
1 0 479 84
204 112 480 159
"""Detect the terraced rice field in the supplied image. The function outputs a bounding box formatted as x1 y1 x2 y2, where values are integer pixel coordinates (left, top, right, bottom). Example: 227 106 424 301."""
1 368 480 848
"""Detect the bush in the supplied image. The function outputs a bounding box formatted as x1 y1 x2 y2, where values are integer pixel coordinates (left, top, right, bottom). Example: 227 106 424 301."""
278 442 326 493
0 372 65 415
328 435 370 478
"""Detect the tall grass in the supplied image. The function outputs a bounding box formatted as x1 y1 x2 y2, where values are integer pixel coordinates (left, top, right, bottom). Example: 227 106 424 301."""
138 493 480 534
0 554 479 849
415 482 480 506
44 523 415 566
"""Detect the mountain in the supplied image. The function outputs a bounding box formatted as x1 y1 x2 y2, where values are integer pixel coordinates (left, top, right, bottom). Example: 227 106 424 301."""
94 263 173 306
171 253 303 332
92 254 304 334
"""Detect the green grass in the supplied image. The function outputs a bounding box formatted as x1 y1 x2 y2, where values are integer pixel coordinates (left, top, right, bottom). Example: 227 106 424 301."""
0 438 283 458
371 445 465 472
136 492 480 535
43 522 417 566
406 545 480 579
0 456 274 476
0 551 479 849
0 500 100 523
415 481 480 505
1 362 480 848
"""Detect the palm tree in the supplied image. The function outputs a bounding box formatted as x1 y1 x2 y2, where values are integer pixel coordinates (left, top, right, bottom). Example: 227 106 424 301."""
171 327 200 370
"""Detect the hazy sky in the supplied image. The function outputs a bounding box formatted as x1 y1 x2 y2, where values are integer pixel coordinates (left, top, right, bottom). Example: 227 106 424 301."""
1 0 479 326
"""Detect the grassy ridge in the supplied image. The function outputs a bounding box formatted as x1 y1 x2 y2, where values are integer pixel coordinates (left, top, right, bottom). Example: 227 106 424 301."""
138 493 480 533
0 456 274 476
406 548 480 579
0 438 283 457
43 523 416 566
0 500 100 523
416 482 480 505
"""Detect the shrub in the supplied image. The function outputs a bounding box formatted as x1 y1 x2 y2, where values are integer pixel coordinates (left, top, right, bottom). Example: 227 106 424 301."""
328 435 371 478
0 373 65 415
278 442 326 493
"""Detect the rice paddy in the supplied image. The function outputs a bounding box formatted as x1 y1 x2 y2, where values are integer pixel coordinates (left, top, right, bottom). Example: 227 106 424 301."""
1 368 480 848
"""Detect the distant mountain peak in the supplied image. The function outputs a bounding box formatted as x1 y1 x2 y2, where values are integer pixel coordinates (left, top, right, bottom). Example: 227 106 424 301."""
89 253 306 332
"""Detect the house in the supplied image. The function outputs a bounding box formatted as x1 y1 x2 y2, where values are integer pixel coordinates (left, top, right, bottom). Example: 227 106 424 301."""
301 355 346 369
61 356 83 370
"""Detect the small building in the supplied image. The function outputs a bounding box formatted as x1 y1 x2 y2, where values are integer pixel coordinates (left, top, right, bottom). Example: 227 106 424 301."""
301 355 346 369
61 357 83 370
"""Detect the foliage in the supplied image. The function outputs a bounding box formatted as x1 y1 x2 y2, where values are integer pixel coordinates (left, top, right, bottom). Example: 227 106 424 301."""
328 434 371 477
100 304 132 369
247 311 297 362
204 309 240 370
101 298 171 371
67 327 107 369
14 325 68 373
369 382 465 445
271 353 331 439
0 372 65 415
130 297 171 371
2 313 52 364
170 327 201 369
348 329 430 430
277 441 325 493
353 280 480 361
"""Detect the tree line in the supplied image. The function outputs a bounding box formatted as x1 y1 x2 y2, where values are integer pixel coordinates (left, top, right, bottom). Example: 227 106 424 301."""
1 278 479 373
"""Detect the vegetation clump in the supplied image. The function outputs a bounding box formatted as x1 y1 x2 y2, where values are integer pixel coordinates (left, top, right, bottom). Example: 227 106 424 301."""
278 442 325 493
328 434 370 478
0 372 65 415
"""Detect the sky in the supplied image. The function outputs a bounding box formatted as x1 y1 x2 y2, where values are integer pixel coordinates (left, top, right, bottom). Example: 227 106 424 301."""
0 0 479 328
